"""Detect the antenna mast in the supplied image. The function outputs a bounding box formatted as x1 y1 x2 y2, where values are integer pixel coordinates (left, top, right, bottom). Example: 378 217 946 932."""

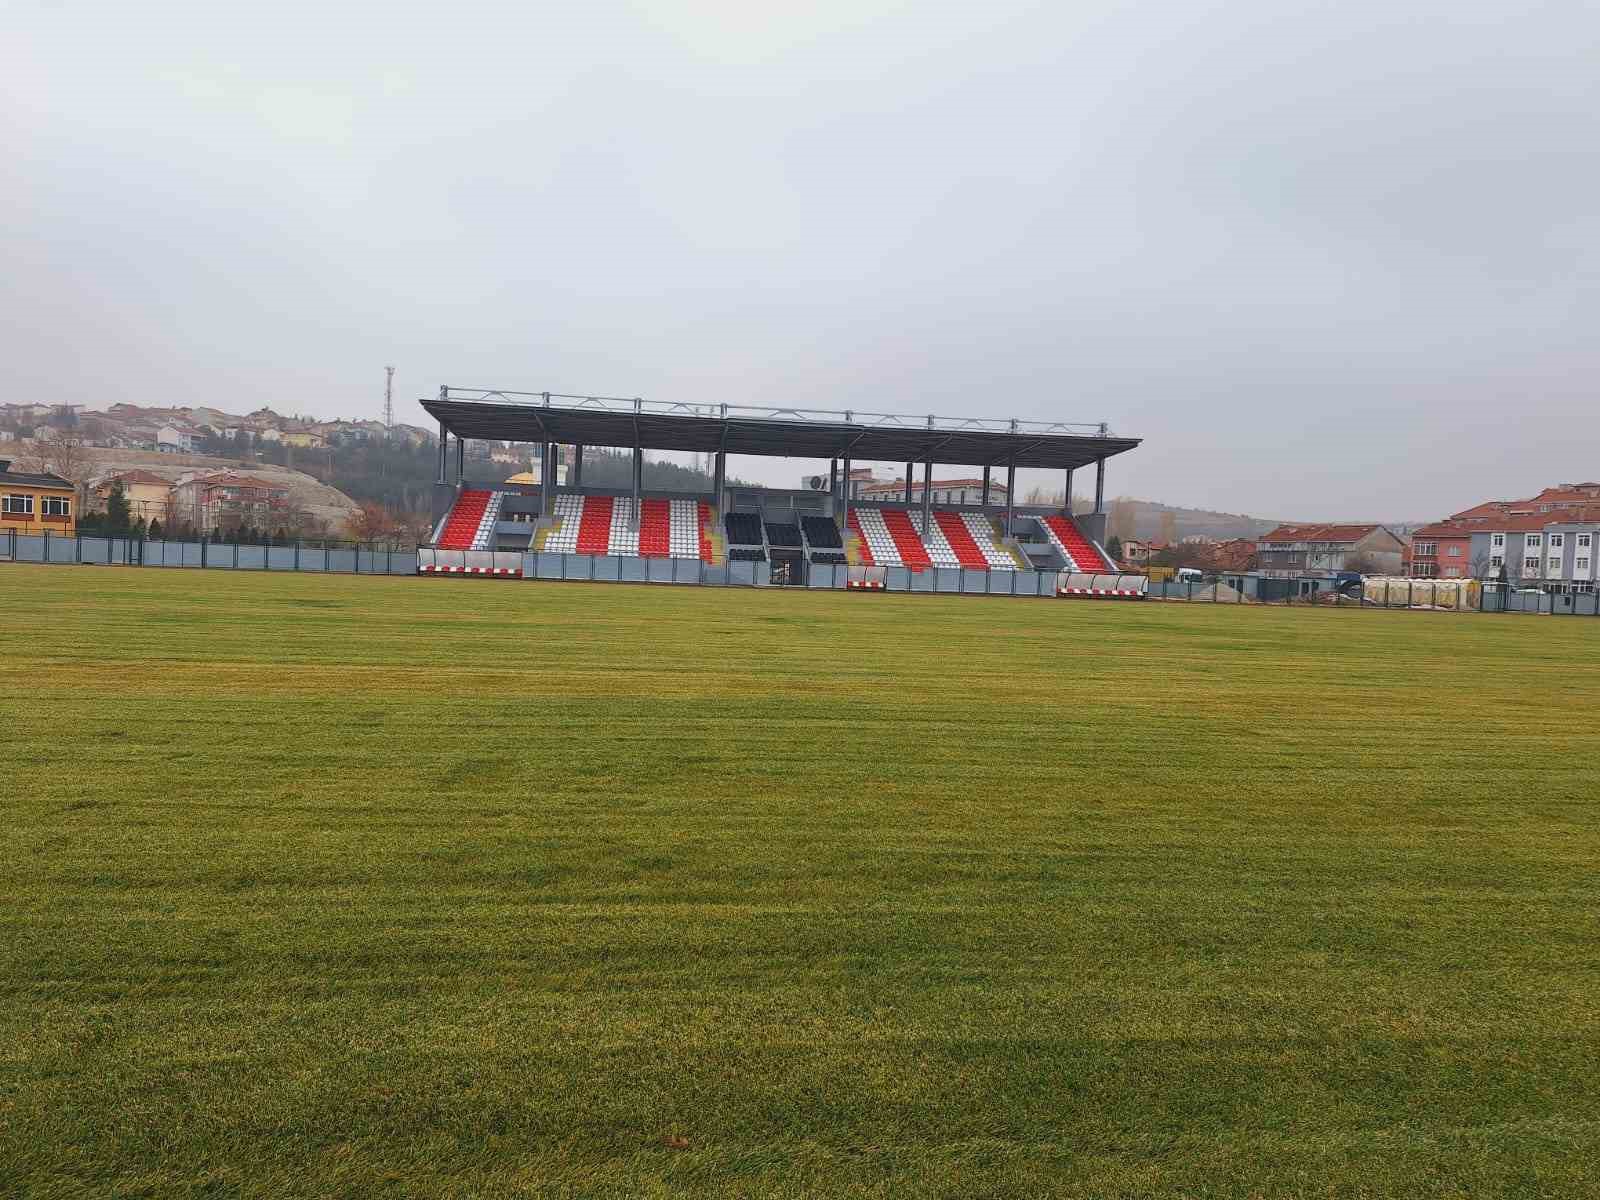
384 365 395 429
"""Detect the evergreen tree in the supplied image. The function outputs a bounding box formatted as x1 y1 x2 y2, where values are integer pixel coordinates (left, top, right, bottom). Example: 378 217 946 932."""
105 482 132 534
1107 535 1123 561
148 518 164 540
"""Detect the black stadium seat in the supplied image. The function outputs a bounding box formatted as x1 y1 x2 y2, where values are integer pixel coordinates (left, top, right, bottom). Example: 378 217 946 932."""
765 522 803 547
801 516 843 549
729 547 767 562
810 551 847 565
725 512 764 545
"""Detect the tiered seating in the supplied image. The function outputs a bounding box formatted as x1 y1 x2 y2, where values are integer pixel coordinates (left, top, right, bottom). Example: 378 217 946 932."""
912 511 962 568
847 508 932 570
880 509 933 570
729 547 766 562
810 551 847 565
545 494 712 559
929 511 988 569
765 521 803 548
725 512 764 545
545 494 587 552
1041 515 1114 572
606 498 640 556
437 489 492 549
958 512 1017 568
578 495 615 555
846 509 888 565
801 515 843 550
470 491 505 550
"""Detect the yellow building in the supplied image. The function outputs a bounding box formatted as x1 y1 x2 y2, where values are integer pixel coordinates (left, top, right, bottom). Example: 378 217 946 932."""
281 431 327 449
0 458 77 535
93 469 173 523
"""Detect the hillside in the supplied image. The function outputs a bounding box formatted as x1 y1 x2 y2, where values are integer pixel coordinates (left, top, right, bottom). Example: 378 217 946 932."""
78 447 359 532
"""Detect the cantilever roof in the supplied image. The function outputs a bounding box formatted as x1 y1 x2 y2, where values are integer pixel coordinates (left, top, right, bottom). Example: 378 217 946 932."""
421 390 1140 471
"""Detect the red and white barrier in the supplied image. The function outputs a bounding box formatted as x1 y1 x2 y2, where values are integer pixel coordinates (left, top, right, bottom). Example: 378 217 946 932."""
419 565 521 577
1057 586 1142 598
846 579 886 591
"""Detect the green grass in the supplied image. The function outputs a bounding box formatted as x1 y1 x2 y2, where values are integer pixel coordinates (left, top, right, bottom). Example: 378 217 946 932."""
2 564 1598 1198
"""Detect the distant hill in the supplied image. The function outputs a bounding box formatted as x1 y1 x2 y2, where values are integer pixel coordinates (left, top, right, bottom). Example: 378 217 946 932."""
1104 499 1282 542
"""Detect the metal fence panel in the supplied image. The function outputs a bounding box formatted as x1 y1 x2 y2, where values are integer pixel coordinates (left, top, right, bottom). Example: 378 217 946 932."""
729 560 755 586
237 545 267 570
79 537 110 564
326 549 356 573
620 556 647 583
673 557 699 584
885 566 909 591
648 557 674 584
702 563 729 587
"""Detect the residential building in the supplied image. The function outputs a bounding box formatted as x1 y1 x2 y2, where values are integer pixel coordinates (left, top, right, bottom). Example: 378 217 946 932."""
1255 524 1406 577
170 472 292 532
1402 521 1475 578
281 431 326 449
856 477 1010 505
155 424 202 454
1199 538 1257 572
1119 538 1167 568
91 470 174 523
0 458 77 535
1464 506 1600 591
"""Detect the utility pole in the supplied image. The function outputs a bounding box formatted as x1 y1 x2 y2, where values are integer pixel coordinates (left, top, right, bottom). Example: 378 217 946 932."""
383 365 396 429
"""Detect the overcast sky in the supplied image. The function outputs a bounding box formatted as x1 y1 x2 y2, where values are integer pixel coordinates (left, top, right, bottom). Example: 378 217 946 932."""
6 0 1597 518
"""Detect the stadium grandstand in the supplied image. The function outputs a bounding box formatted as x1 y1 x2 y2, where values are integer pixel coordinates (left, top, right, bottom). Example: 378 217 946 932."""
417 388 1143 596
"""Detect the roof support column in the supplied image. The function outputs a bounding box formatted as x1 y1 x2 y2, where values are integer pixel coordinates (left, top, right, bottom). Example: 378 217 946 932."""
436 422 447 484
1005 462 1016 537
981 465 991 512
1095 456 1106 514
829 459 838 512
571 444 583 487
841 455 852 531
454 434 465 485
1064 468 1074 516
905 462 914 506
542 443 556 515
632 445 642 530
713 450 725 513
922 460 933 533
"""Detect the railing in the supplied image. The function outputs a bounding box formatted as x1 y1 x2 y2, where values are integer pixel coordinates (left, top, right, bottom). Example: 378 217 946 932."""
437 386 1116 438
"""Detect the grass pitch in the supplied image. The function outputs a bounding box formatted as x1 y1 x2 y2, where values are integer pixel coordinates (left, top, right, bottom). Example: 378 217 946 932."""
2 564 1598 1198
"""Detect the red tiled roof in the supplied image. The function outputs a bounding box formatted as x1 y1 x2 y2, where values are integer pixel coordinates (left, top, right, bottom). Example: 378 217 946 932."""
1258 523 1383 544
1409 520 1474 539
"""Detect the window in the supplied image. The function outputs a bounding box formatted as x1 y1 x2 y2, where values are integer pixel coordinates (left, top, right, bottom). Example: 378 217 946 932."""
1548 560 1564 578
1579 534 1593 550
1549 533 1564 550
1524 556 1541 573
1578 557 1591 574
1491 555 1504 568
1491 533 1505 548
1414 541 1436 556
1448 545 1462 557
1526 533 1542 548
1446 567 1461 577
40 495 70 517
1 493 34 515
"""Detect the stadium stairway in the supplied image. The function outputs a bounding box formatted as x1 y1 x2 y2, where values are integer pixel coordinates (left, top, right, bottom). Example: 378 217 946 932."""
698 503 721 564
1040 515 1114 572
436 489 493 550
958 513 1022 569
